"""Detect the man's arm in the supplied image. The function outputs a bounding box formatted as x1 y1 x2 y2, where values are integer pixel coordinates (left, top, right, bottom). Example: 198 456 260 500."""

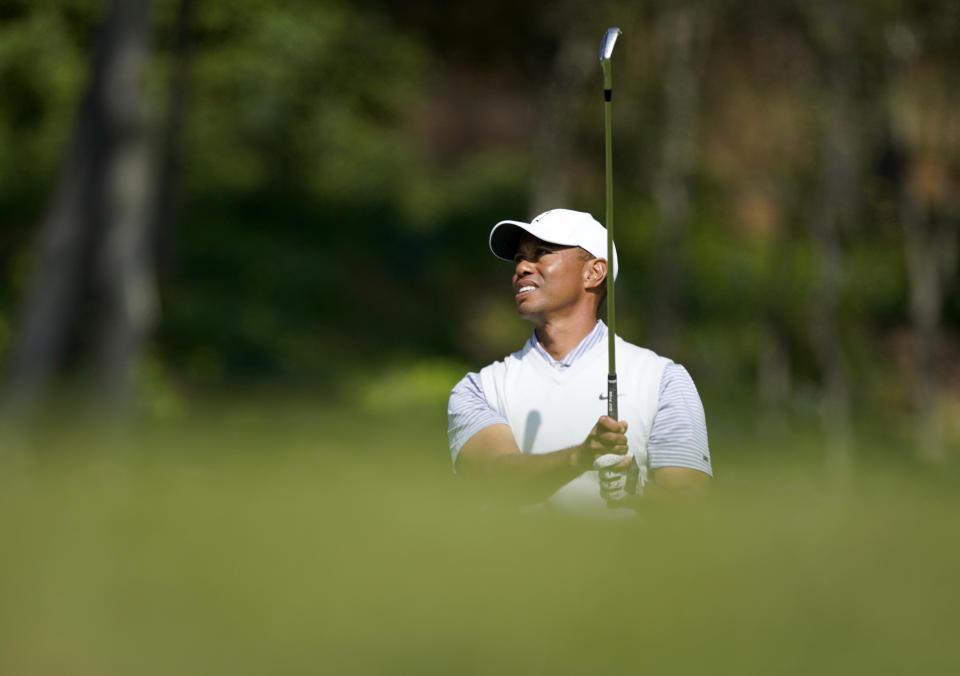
646 364 712 495
645 466 710 501
455 417 630 505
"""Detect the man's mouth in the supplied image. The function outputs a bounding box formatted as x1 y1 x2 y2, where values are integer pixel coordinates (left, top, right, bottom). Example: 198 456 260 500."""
515 285 537 299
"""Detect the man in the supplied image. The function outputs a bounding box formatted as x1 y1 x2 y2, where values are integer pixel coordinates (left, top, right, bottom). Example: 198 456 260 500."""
447 209 711 513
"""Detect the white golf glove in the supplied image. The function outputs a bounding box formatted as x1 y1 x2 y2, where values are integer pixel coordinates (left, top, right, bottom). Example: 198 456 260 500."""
593 453 639 504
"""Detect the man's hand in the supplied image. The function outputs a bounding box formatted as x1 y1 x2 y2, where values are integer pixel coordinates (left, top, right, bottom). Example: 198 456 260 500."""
594 453 637 503
581 416 638 505
579 416 629 465
456 416 641 506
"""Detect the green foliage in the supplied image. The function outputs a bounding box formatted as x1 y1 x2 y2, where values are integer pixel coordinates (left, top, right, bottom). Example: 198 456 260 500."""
351 357 469 412
0 0 958 436
0 1 96 265
184 0 428 199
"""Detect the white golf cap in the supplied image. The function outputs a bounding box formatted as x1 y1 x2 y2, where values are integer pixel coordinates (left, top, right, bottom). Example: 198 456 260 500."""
489 208 619 280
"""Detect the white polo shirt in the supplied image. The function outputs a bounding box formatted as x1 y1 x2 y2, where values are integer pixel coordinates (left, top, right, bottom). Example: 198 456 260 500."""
447 321 712 498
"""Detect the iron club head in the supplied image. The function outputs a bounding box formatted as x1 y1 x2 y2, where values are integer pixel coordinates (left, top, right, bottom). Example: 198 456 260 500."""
599 27 622 62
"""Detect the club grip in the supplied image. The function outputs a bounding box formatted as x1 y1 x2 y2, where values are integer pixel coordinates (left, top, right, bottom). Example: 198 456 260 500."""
607 374 618 420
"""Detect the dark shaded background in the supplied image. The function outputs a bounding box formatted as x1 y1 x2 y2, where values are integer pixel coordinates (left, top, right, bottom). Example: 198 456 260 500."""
0 0 958 464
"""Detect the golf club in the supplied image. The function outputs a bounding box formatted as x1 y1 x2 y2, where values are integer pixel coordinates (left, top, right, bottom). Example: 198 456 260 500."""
600 27 621 420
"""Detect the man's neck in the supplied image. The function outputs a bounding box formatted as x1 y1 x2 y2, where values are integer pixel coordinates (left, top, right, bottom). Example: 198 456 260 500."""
534 317 600 362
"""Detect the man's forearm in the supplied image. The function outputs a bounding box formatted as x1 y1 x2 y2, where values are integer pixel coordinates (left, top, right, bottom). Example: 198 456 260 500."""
643 466 710 501
455 418 629 505
461 445 588 505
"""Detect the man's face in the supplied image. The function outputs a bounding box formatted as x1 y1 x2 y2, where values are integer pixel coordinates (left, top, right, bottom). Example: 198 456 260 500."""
512 234 599 321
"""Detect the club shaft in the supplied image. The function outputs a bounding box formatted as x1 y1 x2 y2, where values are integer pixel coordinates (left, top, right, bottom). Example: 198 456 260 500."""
604 64 617 420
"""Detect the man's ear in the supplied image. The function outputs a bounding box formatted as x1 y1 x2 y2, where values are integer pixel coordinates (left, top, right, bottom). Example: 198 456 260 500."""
584 258 607 290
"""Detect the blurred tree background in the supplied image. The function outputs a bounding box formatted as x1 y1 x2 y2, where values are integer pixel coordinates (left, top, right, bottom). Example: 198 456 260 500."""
0 0 958 463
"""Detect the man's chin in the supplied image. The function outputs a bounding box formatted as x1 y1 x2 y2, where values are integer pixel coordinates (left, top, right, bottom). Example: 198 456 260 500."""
516 302 539 322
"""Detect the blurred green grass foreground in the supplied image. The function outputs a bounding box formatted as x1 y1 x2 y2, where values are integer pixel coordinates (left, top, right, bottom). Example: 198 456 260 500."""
1 396 958 676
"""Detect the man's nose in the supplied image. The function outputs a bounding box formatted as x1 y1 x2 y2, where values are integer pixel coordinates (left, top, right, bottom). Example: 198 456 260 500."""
515 258 534 276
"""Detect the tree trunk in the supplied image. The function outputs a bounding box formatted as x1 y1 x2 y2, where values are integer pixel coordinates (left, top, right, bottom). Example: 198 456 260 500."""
808 97 856 477
2 0 156 415
901 189 958 462
885 23 960 463
528 30 593 215
807 154 854 477
93 0 156 407
650 5 707 352
757 322 792 436
806 1 858 479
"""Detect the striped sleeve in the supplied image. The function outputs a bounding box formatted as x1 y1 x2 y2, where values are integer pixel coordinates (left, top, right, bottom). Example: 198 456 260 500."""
647 363 712 476
447 372 508 468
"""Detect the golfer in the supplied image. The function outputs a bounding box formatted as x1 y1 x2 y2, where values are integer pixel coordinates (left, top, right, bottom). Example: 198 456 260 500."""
447 209 711 512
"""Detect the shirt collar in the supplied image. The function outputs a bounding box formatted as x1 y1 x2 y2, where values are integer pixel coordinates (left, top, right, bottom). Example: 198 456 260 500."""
527 320 607 370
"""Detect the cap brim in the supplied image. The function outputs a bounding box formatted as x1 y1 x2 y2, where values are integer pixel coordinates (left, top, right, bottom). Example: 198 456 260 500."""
489 221 528 260
489 220 584 261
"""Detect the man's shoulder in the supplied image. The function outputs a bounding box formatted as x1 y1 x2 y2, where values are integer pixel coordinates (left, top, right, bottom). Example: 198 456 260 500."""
476 340 535 374
614 336 674 367
613 340 704 401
